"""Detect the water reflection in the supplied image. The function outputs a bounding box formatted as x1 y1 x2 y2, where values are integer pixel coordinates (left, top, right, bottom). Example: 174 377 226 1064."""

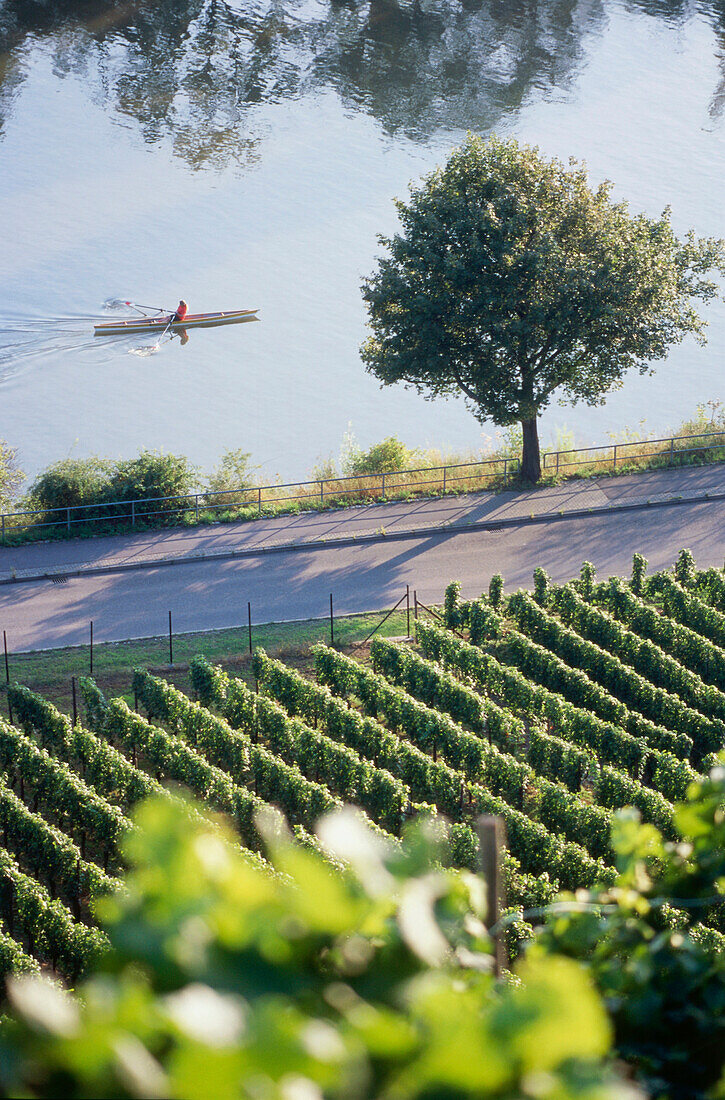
0 0 607 163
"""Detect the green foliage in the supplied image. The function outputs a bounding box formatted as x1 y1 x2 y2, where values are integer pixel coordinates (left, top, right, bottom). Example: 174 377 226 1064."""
533 566 550 606
651 571 725 650
346 436 414 476
443 580 462 628
0 796 632 1100
25 450 197 522
631 552 648 596
555 583 725 734
539 766 725 1099
361 133 725 480
204 448 259 495
507 589 724 760
415 619 695 798
372 636 676 839
674 547 697 588
597 576 725 692
580 561 596 600
488 573 504 609
0 439 23 512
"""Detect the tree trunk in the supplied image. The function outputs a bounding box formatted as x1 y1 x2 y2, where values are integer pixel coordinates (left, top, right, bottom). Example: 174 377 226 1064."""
521 418 541 482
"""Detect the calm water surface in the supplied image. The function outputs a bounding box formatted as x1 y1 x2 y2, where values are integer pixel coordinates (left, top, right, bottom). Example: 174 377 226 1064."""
2 0 725 485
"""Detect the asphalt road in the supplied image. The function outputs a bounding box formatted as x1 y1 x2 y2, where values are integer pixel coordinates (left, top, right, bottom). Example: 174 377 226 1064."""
2 497 725 652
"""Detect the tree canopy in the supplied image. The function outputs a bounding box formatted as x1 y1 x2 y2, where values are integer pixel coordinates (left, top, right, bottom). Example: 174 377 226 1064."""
361 135 725 480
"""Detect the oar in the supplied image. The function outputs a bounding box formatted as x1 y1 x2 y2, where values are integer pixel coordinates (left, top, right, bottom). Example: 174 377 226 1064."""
124 301 168 316
152 309 178 350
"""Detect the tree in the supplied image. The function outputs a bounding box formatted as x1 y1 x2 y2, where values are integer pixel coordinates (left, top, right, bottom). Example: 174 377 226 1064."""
0 440 23 514
361 135 725 481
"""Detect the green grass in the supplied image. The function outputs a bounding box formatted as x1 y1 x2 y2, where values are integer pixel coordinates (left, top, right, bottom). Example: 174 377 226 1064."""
0 608 414 717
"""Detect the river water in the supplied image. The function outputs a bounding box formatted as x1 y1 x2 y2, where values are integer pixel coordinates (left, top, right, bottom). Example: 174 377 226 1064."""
1 0 725 487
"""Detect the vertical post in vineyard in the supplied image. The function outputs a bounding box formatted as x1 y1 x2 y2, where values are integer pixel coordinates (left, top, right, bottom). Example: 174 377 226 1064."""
476 815 508 977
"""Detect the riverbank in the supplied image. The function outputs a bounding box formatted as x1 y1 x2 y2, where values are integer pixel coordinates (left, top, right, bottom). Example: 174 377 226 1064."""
3 412 725 548
1 461 724 586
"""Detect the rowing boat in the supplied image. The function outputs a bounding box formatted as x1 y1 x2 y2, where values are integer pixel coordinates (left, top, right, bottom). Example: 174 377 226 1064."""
94 309 258 336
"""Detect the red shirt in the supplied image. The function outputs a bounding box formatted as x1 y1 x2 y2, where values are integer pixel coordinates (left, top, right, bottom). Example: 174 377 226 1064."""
175 302 188 321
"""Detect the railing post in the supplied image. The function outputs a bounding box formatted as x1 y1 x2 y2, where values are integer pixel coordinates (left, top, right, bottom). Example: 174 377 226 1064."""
89 621 93 675
503 459 508 487
613 444 617 472
3 631 8 685
320 480 324 504
248 602 253 655
670 436 674 465
195 494 199 522
168 610 173 665
556 450 560 476
1 514 4 540
381 472 386 500
329 593 334 646
258 486 262 515
67 507 71 532
71 677 77 726
406 584 411 638
443 466 447 492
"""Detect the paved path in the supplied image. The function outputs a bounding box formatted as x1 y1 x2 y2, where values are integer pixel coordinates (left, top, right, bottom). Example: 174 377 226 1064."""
2 464 725 652
1 463 724 583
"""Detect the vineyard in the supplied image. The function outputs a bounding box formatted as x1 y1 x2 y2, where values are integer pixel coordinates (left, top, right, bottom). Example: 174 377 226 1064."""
1 547 725 981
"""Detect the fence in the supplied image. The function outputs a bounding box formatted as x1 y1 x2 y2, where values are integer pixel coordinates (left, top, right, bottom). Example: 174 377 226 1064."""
4 427 725 540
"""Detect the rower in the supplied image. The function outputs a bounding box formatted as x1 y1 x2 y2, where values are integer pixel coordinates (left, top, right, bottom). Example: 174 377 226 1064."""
173 299 188 323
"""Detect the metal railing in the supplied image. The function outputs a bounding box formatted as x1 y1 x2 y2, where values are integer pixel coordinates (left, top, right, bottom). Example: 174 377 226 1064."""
3 427 725 540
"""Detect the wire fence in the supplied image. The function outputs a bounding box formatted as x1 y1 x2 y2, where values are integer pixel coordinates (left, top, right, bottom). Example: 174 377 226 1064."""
4 427 725 541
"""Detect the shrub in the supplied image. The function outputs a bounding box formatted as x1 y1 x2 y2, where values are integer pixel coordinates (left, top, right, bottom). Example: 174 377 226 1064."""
347 436 415 476
24 451 197 523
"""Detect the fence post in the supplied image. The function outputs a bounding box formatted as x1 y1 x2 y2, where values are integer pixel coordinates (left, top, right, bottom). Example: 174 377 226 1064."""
168 610 173 665
3 631 8 685
248 602 253 655
1 514 4 540
67 507 71 532
406 584 410 638
71 677 77 726
503 459 508 487
195 494 199 522
443 466 447 493
670 436 675 466
476 815 508 976
320 480 324 505
556 450 560 476
131 500 135 526
613 444 617 472
330 593 334 646
258 486 262 515
89 621 93 674
381 472 386 500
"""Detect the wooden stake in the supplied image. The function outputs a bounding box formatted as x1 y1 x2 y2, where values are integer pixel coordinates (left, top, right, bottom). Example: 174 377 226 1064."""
476 815 508 977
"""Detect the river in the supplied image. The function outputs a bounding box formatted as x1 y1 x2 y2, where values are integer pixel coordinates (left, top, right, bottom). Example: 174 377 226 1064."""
1 0 724 488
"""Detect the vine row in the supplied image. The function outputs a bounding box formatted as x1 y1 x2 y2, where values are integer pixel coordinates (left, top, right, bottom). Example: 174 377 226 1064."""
136 667 407 834
504 590 725 758
415 620 696 803
369 637 676 837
